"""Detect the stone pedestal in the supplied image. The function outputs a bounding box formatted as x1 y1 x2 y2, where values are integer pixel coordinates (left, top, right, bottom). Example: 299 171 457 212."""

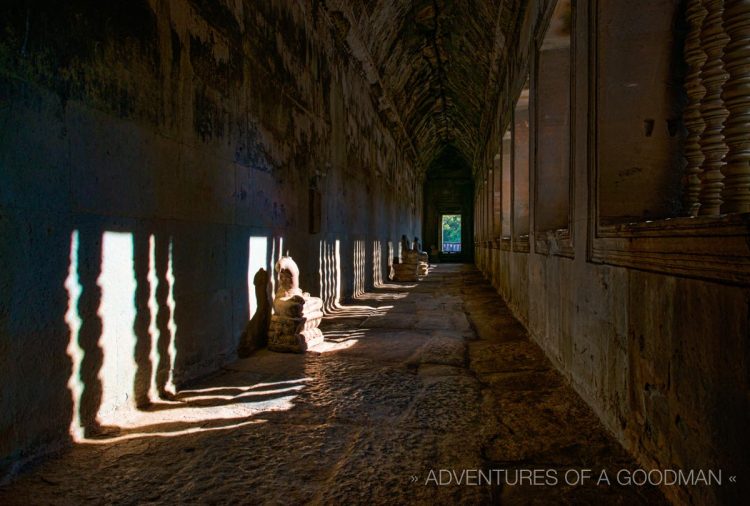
392 250 419 281
268 299 324 352
418 252 429 276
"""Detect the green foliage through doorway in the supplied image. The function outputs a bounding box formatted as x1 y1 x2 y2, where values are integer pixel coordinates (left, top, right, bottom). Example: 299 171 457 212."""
441 215 461 252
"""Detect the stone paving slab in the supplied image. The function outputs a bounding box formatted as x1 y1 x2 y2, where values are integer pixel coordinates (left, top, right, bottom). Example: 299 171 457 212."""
470 340 551 374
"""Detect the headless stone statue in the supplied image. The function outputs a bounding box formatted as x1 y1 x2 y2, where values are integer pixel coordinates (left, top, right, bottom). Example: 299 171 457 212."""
392 233 421 281
268 256 324 353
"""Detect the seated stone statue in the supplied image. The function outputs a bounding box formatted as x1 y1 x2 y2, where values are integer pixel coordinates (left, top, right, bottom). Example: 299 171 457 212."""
268 256 324 353
392 234 420 281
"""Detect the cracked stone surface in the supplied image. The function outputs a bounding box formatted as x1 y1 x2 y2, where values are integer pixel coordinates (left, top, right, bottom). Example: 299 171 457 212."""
0 265 665 505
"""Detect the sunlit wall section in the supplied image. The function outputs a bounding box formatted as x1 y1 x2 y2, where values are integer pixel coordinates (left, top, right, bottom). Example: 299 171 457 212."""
318 240 325 310
318 239 342 312
248 236 269 319
146 235 160 404
327 240 335 310
353 239 366 297
97 232 138 416
372 240 383 287
334 240 341 308
163 239 177 396
64 231 85 440
387 241 394 280
318 240 330 311
271 236 287 299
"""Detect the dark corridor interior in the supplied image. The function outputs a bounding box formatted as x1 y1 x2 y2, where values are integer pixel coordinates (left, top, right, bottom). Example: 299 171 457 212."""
423 145 474 263
1 1 749 505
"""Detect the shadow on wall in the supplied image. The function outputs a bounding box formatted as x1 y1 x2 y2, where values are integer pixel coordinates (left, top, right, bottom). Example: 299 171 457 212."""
0 275 411 481
319 237 392 309
372 240 384 287
319 239 342 312
62 225 290 440
238 268 272 358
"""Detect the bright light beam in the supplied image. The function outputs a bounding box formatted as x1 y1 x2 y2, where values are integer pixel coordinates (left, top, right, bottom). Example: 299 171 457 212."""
65 230 85 440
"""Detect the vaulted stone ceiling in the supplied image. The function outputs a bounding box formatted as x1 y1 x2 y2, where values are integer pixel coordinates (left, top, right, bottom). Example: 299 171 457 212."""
322 0 521 176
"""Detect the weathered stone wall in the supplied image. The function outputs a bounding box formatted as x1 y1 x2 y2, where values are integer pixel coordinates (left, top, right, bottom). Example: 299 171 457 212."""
0 0 421 480
476 0 750 505
479 246 750 505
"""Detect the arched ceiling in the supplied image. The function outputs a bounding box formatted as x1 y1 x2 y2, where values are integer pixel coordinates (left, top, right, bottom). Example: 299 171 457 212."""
322 0 521 177
427 144 473 179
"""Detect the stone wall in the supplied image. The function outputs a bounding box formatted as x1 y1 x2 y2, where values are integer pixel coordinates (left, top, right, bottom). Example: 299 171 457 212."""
478 246 749 506
475 0 750 504
0 0 421 480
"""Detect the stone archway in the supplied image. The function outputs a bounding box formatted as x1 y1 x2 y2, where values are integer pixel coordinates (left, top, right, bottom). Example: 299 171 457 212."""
422 145 474 263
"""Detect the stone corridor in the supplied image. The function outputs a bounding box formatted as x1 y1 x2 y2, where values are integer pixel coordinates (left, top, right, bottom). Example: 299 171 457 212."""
0 265 665 505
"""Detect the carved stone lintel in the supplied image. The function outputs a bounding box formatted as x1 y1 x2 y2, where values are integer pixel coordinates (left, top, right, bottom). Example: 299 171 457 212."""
721 0 750 213
683 0 708 216
698 0 730 215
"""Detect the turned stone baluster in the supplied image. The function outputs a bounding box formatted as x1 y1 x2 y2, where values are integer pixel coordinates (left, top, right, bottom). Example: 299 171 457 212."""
721 0 750 213
698 0 730 216
683 0 708 216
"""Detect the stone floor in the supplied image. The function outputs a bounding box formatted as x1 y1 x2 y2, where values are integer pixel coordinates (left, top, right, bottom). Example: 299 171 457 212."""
0 264 666 505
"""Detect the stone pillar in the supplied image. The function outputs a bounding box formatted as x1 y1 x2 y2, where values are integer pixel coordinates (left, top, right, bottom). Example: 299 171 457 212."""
683 0 708 216
721 0 750 213
698 0 730 215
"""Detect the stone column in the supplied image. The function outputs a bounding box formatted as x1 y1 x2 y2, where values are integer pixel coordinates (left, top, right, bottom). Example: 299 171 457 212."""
721 0 750 213
683 0 708 216
698 0 730 215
